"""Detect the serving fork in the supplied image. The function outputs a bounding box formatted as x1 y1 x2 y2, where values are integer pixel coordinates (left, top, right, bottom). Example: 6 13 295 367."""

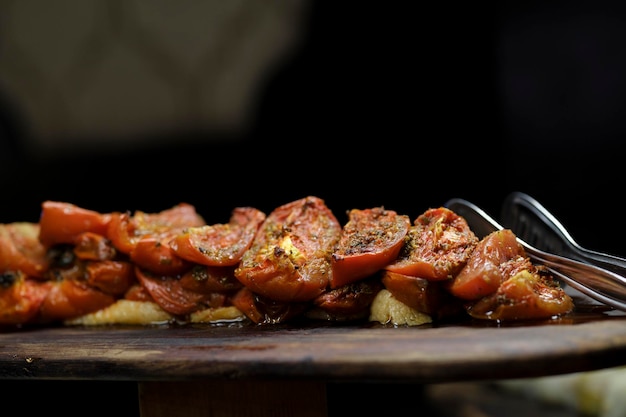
445 198 626 312
500 191 626 276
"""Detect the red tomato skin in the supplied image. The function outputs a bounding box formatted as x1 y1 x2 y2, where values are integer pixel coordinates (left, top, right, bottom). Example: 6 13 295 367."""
0 272 52 325
38 279 116 322
466 269 574 320
170 207 266 267
447 229 526 300
134 268 210 316
235 196 342 303
130 236 192 276
107 203 206 255
123 283 154 302
106 212 136 254
38 201 111 247
385 207 478 280
179 265 242 294
313 277 383 318
330 207 410 289
230 287 308 325
0 222 49 279
73 232 117 261
381 270 450 315
85 260 136 296
230 287 263 324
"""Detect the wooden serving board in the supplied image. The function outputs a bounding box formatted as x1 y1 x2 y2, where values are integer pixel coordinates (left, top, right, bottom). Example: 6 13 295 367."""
3 318 626 383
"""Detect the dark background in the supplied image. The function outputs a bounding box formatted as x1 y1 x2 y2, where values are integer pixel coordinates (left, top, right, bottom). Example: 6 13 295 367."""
1 1 624 255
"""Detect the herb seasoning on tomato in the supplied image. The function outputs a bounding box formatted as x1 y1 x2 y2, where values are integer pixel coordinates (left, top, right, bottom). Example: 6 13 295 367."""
234 196 342 302
331 207 410 289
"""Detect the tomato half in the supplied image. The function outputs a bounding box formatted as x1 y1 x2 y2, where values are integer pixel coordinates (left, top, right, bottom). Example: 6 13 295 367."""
107 203 206 255
170 207 266 266
0 222 49 279
179 265 242 294
38 201 111 247
381 270 462 317
0 271 52 325
38 278 116 322
230 287 309 324
134 267 212 315
466 269 574 320
234 196 342 302
85 260 136 296
330 207 410 289
447 229 528 300
72 232 117 261
106 203 206 276
312 276 383 319
130 236 192 276
385 207 479 280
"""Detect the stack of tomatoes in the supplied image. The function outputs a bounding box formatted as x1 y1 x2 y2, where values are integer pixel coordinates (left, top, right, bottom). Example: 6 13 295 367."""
0 196 574 327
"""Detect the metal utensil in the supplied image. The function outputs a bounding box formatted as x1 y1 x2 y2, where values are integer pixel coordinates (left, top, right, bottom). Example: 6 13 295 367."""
445 197 626 312
500 191 626 276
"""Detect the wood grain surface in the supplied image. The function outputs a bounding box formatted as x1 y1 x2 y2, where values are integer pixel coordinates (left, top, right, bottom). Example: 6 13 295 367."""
3 318 626 383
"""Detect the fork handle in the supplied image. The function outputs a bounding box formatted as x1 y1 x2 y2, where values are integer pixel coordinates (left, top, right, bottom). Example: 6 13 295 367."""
502 192 626 275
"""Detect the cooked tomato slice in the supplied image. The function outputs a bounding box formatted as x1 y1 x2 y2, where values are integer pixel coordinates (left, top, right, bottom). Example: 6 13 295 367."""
466 268 574 320
130 236 192 276
39 278 116 322
134 267 212 315
381 270 462 317
0 222 49 279
0 271 52 325
230 287 308 324
234 196 342 302
38 201 111 247
179 265 242 294
385 207 478 280
105 212 136 254
312 276 383 319
124 283 154 302
170 207 266 266
73 232 117 261
447 229 529 300
85 260 136 296
330 207 410 289
107 203 206 255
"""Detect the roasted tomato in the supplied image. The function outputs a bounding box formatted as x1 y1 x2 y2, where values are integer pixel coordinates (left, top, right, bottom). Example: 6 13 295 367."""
0 222 49 279
123 283 154 302
447 229 530 300
381 270 463 318
107 203 205 255
130 236 193 276
385 207 479 280
38 278 116 322
466 268 574 320
170 207 266 266
134 267 213 316
311 276 383 320
0 271 52 325
179 265 243 294
230 287 309 325
107 203 205 276
330 207 410 289
38 201 111 247
234 196 342 302
72 232 117 261
85 260 136 296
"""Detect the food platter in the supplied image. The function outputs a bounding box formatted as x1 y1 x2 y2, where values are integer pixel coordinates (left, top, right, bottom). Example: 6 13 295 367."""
3 312 626 384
